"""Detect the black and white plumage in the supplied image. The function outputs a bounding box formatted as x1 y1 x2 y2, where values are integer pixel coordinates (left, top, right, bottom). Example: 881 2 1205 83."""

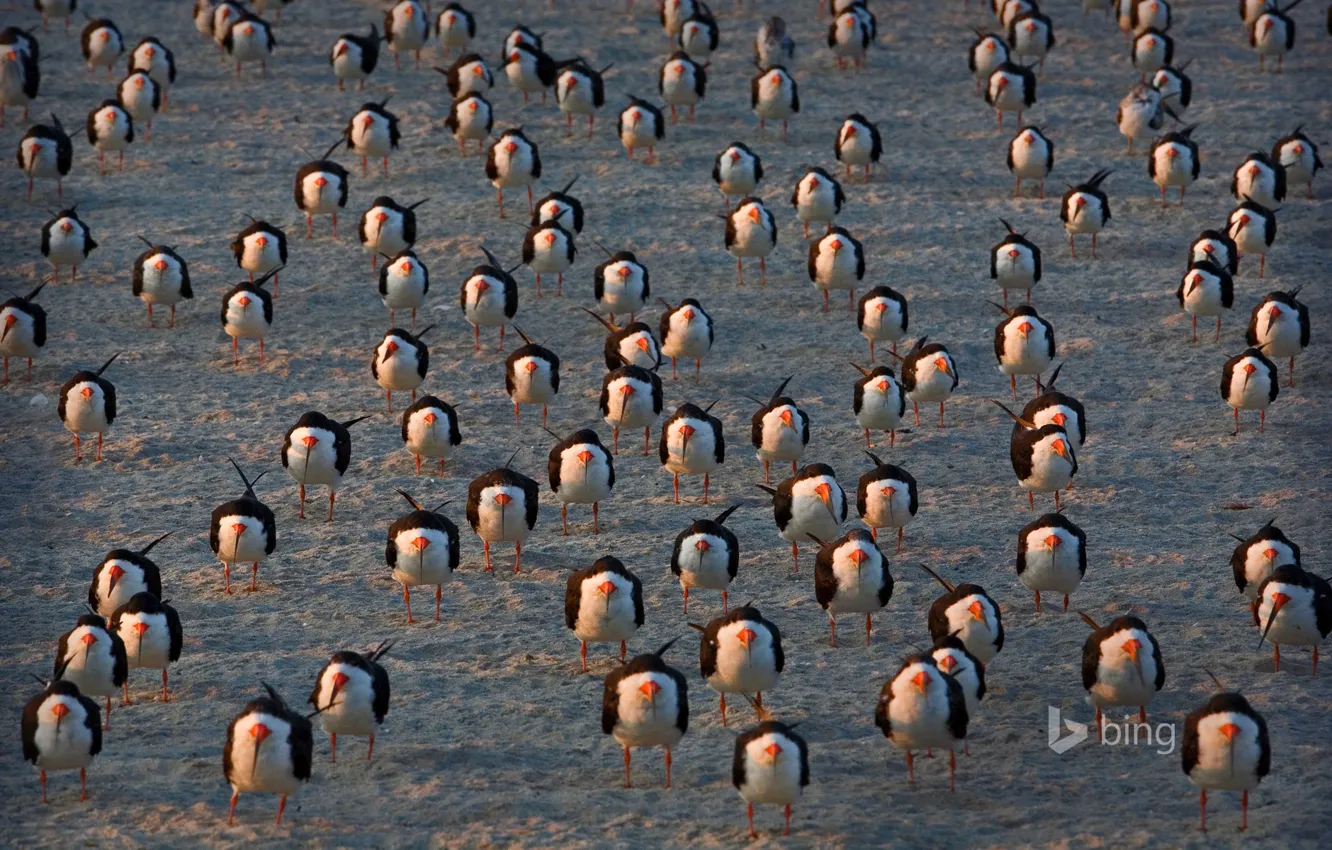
461 246 519 351
80 18 123 78
901 337 959 428
1183 688 1271 833
757 463 847 572
856 286 908 363
17 115 71 201
618 95 666 163
22 678 102 803
224 684 313 826
1246 288 1310 387
33 0 76 34
808 226 865 313
548 428 615 535
1272 126 1323 199
1131 27 1173 77
1189 228 1240 276
992 304 1055 400
930 635 986 723
1132 0 1171 32
378 250 429 328
1149 124 1200 204
521 216 577 298
556 61 611 139
678 6 719 60
1249 3 1299 72
659 51 707 123
58 353 119 463
386 490 459 622
222 14 275 78
359 196 425 272
1016 512 1085 611
994 400 1077 509
660 401 725 504
1150 61 1192 111
856 452 917 552
791 167 844 238
585 310 659 374
874 655 967 790
54 613 127 731
750 376 810 484
990 218 1042 307
501 25 541 58
1230 518 1301 624
505 327 560 427
486 128 541 219
851 364 906 448
1 281 47 384
116 72 160 145
41 205 96 282
601 640 688 789
210 459 277 594
401 394 462 477
330 25 379 92
345 98 400 178
110 592 182 704
384 0 429 70
733 719 809 839
968 30 1010 95
372 324 433 413
437 53 493 101
713 141 763 210
1079 613 1165 726
1238 0 1276 26
592 251 651 325
282 411 369 522
755 17 795 69
750 66 799 140
725 197 777 287
1220 347 1279 434
131 238 191 328
566 556 643 672
1257 565 1332 674
1008 10 1055 72
1007 125 1053 199
445 91 492 154
89 532 169 619
1060 168 1113 258
1177 261 1234 343
828 8 871 71
85 99 133 174
502 41 570 103
1227 199 1278 277
465 457 539 573
658 298 714 381
1231 151 1286 208
984 61 1036 129
220 266 279 366
671 504 739 614
294 139 350 238
230 216 288 295
923 567 1005 666
695 605 784 723
435 3 475 57
814 529 893 646
600 363 664 456
531 175 585 234
308 641 391 763
1117 81 1174 156
208 2 245 52
1019 364 1088 446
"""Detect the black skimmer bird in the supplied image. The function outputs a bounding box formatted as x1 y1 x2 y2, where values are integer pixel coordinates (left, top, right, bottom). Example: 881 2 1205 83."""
1016 511 1085 611
968 29 1010 95
992 303 1055 400
1061 169 1113 258
901 337 959 428
224 683 313 825
445 90 492 154
308 640 392 762
53 613 126 730
502 25 541 57
435 3 475 58
1227 199 1278 278
548 428 614 534
35 0 77 34
531 175 585 234
1249 2 1299 72
359 196 426 271
678 5 719 60
714 142 763 211
994 400 1077 509
660 0 699 38
131 237 192 328
1183 674 1271 832
1178 261 1234 343
1151 60 1193 111
401 395 461 476
282 412 370 521
502 42 574 105
1272 126 1322 199
222 13 275 78
923 566 1004 665
1231 151 1286 208
555 60 612 139
89 531 170 618
330 24 380 92
930 635 986 737
600 361 664 456
755 17 795 69
110 80 150 143
1221 347 1279 434
346 98 400 178
1189 228 1239 275
1008 9 1055 73
461 246 519 352
1246 288 1309 386
208 3 246 54
725 197 777 287
1008 125 1053 199
437 53 494 101
808 226 864 313
294 140 349 238
659 51 707 124
1256 564 1332 673
378 250 429 328
387 490 458 622
591 251 651 326
751 66 798 140
41 206 97 282
1230 518 1301 625
984 61 1036 129
221 267 279 366
1131 28 1173 78
828 7 872 71
1149 124 1200 204
658 298 714 381
230 216 287 296
618 95 666 163
209 459 277 594
874 655 967 789
757 463 847 572
661 401 725 504
791 167 844 238
521 211 576 297
384 0 429 70
856 287 908 363
1133 0 1172 32
851 364 905 448
670 505 739 614
749 376 810 484
372 325 433 413
58 353 120 463
1238 0 1276 25
1078 611 1165 728
601 639 688 788
990 219 1042 307
856 452 917 551
466 453 539 573
80 18 123 80
733 711 809 839
1 281 47 384
110 592 182 704
692 605 784 723
566 556 644 672
21 674 101 803
1116 81 1172 154
814 529 893 646
505 326 560 427
1019 365 1087 444
18 115 72 201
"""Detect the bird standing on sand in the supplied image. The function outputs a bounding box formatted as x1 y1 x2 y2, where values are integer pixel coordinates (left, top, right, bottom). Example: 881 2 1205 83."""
386 490 459 622
601 640 689 789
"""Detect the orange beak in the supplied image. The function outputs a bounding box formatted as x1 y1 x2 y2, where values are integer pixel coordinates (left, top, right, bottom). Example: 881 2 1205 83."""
1263 547 1279 561
1239 215 1251 227
250 723 271 742
505 142 518 154
52 703 69 719
881 485 896 498
544 233 557 246
524 361 538 373
598 580 617 596
237 296 252 308
331 671 350 698
779 410 794 429
135 77 145 88
639 680 661 699
1219 723 1240 742
968 600 985 622
934 357 952 376
737 627 757 647
830 238 843 252
154 259 168 271
60 221 73 233
682 309 695 321
1074 197 1086 210
764 742 782 758
1018 321 1033 337
256 236 268 247
849 548 868 565
1293 144 1304 155
1051 412 1068 428
423 412 438 424
133 622 150 636
494 493 512 506
912 671 930 692
375 213 389 224
468 100 478 112
1045 534 1061 549
875 379 889 392
301 435 318 449
938 655 957 672
635 337 650 353
335 43 348 58
400 261 413 274
1009 248 1020 258
577 450 594 465
619 267 631 279
695 539 711 552
1243 363 1257 377
1267 305 1282 320
748 208 761 223
472 66 485 77
1166 148 1178 160
314 176 329 188
1051 438 1068 458
145 47 155 58
814 482 832 508
1122 638 1141 663
619 384 635 397
386 341 399 356
769 73 780 84
80 387 93 400
413 536 430 551
231 522 247 536
81 633 97 646
474 280 489 294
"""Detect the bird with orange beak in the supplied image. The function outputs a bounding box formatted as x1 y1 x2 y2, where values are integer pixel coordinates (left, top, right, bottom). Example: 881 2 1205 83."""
502 41 571 104
791 167 844 238
1131 27 1173 78
521 214 576 298
1227 199 1279 278
223 683 313 826
345 98 400 178
35 0 78 35
994 400 1077 510
990 219 1042 307
1 282 46 384
856 287 908 364
80 18 123 79
585 311 659 374
659 51 707 124
330 24 380 91
992 304 1055 400
1272 126 1322 199
1149 124 1200 204
750 65 798 140
281 411 370 522
661 401 725 504
89 532 170 619
592 250 651 327
1245 288 1309 387
294 140 350 238
505 326 560 427
85 99 134 174
384 0 429 70
548 428 614 534
1182 682 1270 833
671 505 740 614
461 246 520 352
21 674 102 804
465 453 539 573
57 353 120 463
221 267 279 366
378 249 429 328
210 2 246 53
1188 228 1239 275
814 529 893 646
486 128 541 219
1248 4 1297 72
131 238 192 328
556 60 612 139
924 565 1004 665
308 641 392 762
875 655 967 789
445 90 492 154
733 715 808 839
693 605 784 724
749 376 810 485
725 197 777 286
968 29 1010 95
372 325 433 413
601 639 689 788
1231 151 1286 208
230 215 287 294
17 116 73 202
1060 168 1112 258
678 7 718 60
1007 125 1054 199
714 142 762 211
401 394 462 476
1020 364 1086 445
808 226 864 313
658 297 714 381
502 25 542 59
828 8 872 70
1177 261 1234 343
931 635 986 725
116 71 160 141
1256 564 1332 674
1079 612 1165 732
437 53 493 100
386 490 458 621
757 463 847 572
618 95 666 163
1008 9 1055 72
1015 511 1085 612
834 114 881 182
53 613 127 731
210 459 278 594
222 13 275 77
40 206 97 282
1229 518 1301 625
566 556 644 672
360 196 426 272
110 591 182 704
984 60 1035 129
900 337 959 428
1220 347 1279 434
600 362 664 456
856 452 918 551
436 3 476 57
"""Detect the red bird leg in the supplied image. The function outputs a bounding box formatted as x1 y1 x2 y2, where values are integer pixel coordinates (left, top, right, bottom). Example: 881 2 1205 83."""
367 734 375 761
497 188 505 219
949 751 957 792
623 747 632 788
829 616 836 647
722 590 728 613
275 795 287 826
328 492 335 522
748 803 756 839
1241 789 1248 831
620 640 626 662
562 504 569 536
96 433 103 462
643 427 650 456
865 614 872 645
298 485 306 519
673 473 680 504
40 770 47 804
228 792 238 824
1199 788 1206 832
664 748 672 788
513 543 522 574
703 473 710 504
939 403 945 428
720 692 727 725
250 563 258 592
682 586 688 614
434 585 442 621
1091 233 1098 258
580 641 587 673
404 586 414 623
80 767 88 801
331 733 338 763
760 257 766 286
1028 492 1035 510
906 751 915 784
785 804 792 836
913 401 920 426
792 542 798 573
898 527 904 553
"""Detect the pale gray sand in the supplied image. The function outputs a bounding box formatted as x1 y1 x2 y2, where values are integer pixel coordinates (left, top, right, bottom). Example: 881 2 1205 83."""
1 0 1330 847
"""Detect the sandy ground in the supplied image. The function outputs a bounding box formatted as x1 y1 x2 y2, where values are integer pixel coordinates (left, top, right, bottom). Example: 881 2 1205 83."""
1 0 1330 846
